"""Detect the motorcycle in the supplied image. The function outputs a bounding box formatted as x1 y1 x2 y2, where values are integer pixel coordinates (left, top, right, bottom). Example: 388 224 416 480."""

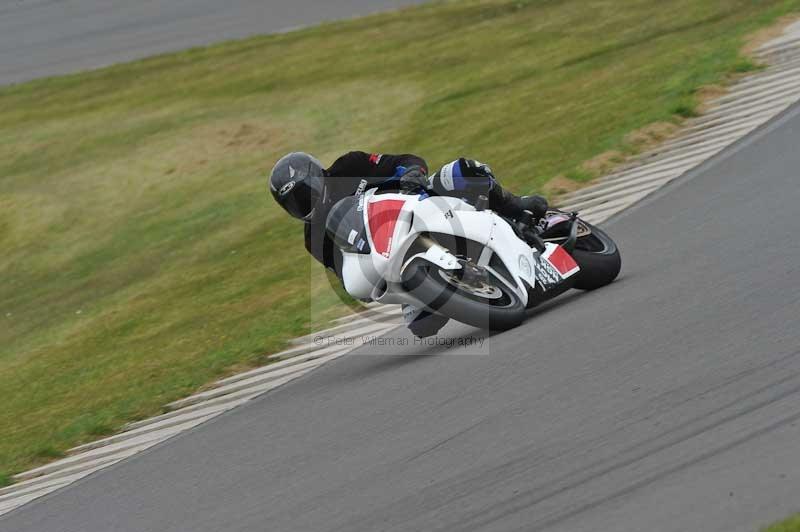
325 184 621 331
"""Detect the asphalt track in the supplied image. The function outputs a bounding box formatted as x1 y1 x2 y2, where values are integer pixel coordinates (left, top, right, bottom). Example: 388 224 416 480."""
0 0 425 86
4 98 800 532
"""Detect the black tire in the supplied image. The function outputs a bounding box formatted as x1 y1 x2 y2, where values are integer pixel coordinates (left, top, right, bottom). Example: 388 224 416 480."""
570 224 621 290
403 264 526 331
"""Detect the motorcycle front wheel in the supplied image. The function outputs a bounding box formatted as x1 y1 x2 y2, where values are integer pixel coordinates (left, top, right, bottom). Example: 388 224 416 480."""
403 263 526 331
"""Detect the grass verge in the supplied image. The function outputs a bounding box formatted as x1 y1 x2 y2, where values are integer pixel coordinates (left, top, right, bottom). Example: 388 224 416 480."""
2 0 800 479
764 514 800 532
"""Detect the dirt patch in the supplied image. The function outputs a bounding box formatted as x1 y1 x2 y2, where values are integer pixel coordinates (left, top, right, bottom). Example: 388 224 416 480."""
543 174 587 200
234 124 257 138
694 85 730 114
743 14 800 57
226 123 265 148
624 121 681 151
581 150 625 177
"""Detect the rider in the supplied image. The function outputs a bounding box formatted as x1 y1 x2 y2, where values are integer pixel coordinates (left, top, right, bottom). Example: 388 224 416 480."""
268 151 548 338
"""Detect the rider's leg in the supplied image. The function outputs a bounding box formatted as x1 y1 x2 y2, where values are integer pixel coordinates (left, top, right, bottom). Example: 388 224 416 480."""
429 158 548 220
402 304 449 338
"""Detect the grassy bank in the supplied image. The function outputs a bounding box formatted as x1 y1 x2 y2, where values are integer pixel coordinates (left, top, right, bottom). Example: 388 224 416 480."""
2 0 799 480
765 514 800 532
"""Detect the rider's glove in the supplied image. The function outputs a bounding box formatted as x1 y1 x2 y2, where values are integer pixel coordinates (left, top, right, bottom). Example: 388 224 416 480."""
398 165 429 193
518 195 549 220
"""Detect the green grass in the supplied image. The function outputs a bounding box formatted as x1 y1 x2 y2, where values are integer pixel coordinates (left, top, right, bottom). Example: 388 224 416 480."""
764 514 800 532
1 0 799 479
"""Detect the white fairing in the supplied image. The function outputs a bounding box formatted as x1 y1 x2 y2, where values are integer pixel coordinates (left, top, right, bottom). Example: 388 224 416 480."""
341 252 378 300
338 189 539 307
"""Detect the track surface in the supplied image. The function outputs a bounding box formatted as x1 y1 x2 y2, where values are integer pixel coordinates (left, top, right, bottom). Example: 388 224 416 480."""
4 111 800 532
0 0 425 86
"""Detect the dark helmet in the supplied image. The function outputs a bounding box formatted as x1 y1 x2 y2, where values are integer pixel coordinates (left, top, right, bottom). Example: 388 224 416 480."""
269 152 325 221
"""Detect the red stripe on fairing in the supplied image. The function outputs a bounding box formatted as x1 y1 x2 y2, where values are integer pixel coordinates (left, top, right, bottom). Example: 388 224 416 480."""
367 200 405 257
545 245 579 276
